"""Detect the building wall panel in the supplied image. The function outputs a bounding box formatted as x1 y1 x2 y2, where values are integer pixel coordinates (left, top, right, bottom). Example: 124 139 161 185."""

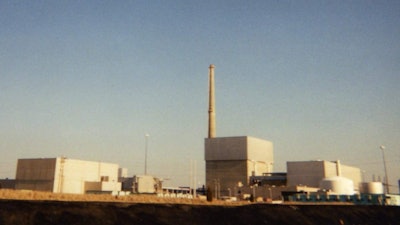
57 158 120 194
15 158 57 191
287 161 325 187
205 137 247 160
206 160 248 196
247 137 274 164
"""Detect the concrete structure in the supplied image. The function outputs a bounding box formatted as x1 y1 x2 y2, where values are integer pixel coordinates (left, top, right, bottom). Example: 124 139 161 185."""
15 157 122 194
287 160 362 191
132 175 162 194
205 136 273 197
121 175 163 194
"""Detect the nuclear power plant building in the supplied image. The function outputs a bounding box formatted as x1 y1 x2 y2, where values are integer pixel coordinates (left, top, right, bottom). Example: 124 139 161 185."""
287 160 362 189
205 136 273 196
202 64 367 199
15 157 122 194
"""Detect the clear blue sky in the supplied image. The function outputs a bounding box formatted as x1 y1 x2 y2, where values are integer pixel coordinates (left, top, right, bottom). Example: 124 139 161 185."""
1 1 399 192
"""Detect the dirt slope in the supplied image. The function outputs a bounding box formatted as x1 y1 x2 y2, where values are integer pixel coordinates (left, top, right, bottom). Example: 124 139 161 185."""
0 200 399 225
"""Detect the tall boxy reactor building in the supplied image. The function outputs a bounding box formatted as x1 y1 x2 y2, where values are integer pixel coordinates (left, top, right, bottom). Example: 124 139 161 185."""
205 136 274 196
205 65 274 196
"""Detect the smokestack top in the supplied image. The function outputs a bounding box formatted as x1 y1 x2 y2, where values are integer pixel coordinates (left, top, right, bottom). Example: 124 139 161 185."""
208 64 216 138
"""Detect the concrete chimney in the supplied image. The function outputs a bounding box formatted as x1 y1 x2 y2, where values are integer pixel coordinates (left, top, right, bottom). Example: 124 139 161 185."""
208 64 216 138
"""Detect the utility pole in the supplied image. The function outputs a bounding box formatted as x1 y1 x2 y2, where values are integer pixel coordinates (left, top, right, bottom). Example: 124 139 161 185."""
189 160 197 197
144 134 149 175
380 145 390 194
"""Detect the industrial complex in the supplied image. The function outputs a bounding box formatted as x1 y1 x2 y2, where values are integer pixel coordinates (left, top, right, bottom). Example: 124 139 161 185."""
0 65 399 206
203 64 398 205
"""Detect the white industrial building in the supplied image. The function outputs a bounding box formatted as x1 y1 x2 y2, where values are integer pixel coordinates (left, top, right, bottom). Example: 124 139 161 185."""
132 175 162 194
15 157 123 194
286 160 362 191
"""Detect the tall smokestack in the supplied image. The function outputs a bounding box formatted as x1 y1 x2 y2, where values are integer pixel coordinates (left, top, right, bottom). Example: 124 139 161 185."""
208 64 216 138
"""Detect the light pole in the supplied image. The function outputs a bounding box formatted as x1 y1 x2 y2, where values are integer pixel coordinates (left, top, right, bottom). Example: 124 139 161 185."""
380 145 389 194
144 134 149 175
214 179 217 199
214 179 220 199
252 184 257 202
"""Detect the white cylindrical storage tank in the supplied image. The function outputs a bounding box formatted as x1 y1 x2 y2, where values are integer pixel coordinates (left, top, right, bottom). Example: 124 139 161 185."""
359 182 384 194
367 182 384 194
320 176 354 195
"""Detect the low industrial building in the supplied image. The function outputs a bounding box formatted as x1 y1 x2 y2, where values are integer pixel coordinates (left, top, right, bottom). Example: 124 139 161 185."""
286 160 362 191
15 157 123 194
132 175 162 194
0 178 15 189
121 175 162 194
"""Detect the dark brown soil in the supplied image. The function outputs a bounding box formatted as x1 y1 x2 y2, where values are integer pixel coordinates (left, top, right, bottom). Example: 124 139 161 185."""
0 200 399 225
